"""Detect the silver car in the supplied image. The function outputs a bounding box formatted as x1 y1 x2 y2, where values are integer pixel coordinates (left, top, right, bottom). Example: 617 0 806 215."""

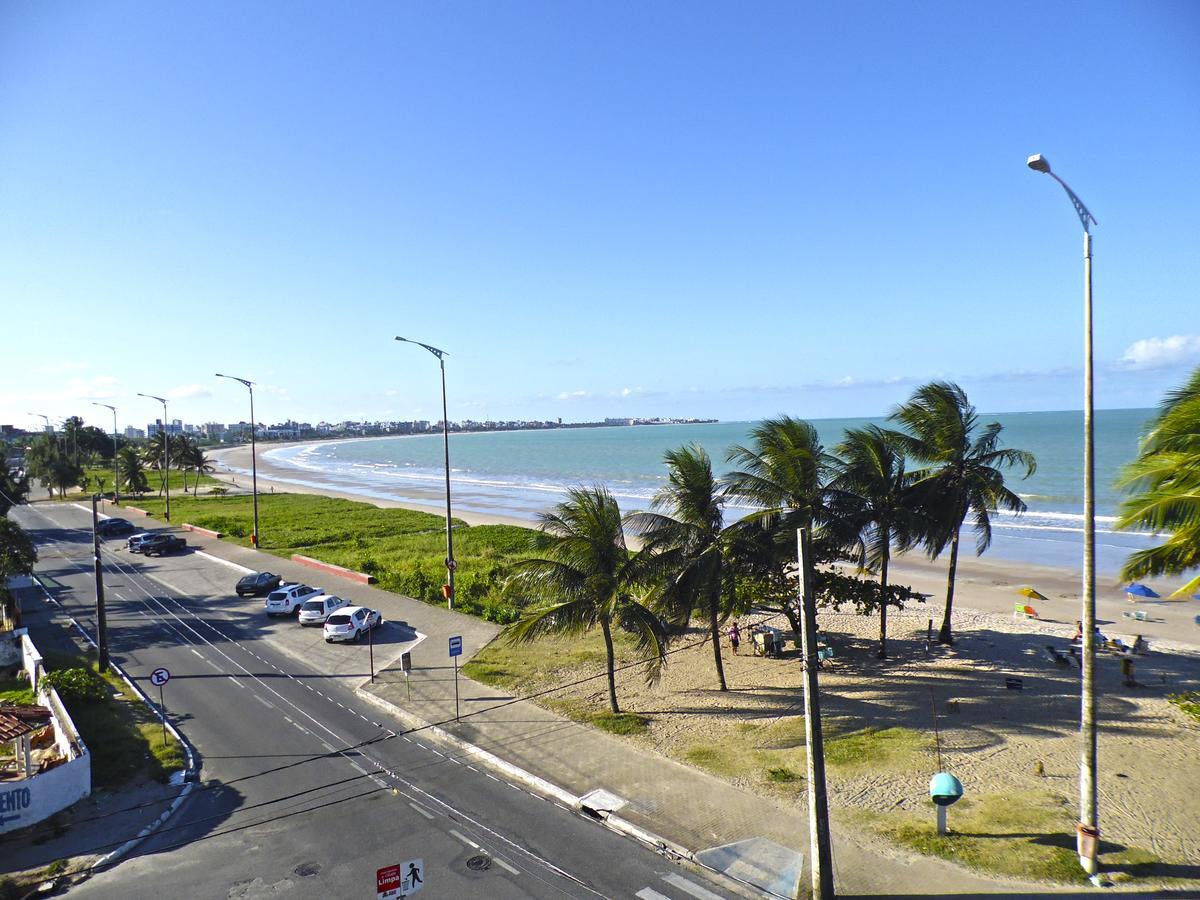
298 595 347 626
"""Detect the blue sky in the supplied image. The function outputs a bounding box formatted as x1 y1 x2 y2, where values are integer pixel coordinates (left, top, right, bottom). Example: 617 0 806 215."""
3 1 1198 431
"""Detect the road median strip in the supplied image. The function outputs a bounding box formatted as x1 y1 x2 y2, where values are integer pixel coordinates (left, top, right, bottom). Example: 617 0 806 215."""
181 523 223 538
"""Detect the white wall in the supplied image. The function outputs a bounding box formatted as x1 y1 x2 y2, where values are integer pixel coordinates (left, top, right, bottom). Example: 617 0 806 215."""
0 754 91 835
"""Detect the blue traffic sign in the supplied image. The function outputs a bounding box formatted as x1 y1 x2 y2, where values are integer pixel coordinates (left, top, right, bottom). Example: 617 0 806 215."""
448 635 463 658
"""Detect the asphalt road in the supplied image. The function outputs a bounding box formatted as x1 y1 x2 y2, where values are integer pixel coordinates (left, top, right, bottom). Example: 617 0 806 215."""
14 503 741 900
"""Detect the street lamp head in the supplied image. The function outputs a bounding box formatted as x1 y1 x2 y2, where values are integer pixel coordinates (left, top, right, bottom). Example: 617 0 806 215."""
1027 154 1051 174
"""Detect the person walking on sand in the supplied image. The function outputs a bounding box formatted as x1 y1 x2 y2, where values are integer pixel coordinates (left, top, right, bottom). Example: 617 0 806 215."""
1072 620 1084 642
728 620 741 655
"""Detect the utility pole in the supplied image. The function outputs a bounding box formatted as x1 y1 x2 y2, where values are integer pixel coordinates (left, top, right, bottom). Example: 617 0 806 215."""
798 528 834 898
92 494 109 672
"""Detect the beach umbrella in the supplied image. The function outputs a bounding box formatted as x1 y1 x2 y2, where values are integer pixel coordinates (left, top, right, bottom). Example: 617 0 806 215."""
1017 586 1050 602
1124 583 1159 599
1168 573 1200 600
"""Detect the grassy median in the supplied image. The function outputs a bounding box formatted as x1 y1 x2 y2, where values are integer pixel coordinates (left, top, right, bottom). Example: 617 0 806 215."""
132 492 535 622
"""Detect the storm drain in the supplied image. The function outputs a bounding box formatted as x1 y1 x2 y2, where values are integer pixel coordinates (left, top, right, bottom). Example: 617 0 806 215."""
294 862 321 877
466 855 491 872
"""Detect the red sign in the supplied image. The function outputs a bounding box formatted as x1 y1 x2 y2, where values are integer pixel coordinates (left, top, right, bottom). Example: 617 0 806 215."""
377 864 402 899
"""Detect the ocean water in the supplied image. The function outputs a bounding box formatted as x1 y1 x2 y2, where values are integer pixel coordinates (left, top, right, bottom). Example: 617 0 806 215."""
254 408 1163 577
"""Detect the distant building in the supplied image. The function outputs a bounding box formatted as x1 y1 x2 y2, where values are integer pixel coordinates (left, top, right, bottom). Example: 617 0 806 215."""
124 426 145 439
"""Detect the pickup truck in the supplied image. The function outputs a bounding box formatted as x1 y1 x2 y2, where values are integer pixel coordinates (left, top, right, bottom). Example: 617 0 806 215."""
141 534 187 557
264 583 323 616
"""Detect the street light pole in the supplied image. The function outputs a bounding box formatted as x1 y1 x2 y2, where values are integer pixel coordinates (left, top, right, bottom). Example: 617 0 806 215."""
216 374 260 546
395 336 456 609
1027 153 1099 878
138 393 171 522
92 403 120 504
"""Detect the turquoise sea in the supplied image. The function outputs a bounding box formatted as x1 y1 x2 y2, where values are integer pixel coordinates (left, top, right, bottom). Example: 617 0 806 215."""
257 408 1161 576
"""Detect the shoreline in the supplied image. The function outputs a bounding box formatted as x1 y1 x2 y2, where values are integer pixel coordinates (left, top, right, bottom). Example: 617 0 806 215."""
208 443 1200 648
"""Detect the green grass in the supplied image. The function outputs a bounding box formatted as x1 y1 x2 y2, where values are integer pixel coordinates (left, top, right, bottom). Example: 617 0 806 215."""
0 676 36 705
131 492 537 623
854 791 1168 885
66 465 220 500
590 712 651 735
822 724 930 771
464 628 638 691
1168 690 1200 722
40 649 184 788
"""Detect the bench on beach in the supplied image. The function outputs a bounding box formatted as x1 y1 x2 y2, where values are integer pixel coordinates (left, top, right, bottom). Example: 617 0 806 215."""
1123 609 1149 622
1013 602 1039 619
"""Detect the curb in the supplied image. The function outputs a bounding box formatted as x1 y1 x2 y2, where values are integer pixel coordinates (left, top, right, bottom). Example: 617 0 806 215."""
292 553 377 585
30 576 201 873
182 523 223 539
354 687 692 861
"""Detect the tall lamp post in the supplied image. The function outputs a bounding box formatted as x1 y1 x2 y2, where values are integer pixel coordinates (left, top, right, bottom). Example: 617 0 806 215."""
92 403 120 504
1027 153 1099 877
138 393 171 522
395 336 456 609
216 373 260 546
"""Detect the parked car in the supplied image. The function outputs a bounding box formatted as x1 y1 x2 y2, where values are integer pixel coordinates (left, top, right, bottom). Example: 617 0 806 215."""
127 532 156 553
141 534 187 557
297 594 348 626
264 583 322 616
323 606 383 643
236 572 282 597
97 518 136 538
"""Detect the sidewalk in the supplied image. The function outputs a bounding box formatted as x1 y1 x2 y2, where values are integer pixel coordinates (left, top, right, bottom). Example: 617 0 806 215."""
360 651 1029 897
1 581 181 890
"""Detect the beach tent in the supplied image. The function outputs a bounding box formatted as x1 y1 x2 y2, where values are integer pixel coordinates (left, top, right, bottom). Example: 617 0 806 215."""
1017 586 1051 602
1125 583 1160 600
1167 573 1200 600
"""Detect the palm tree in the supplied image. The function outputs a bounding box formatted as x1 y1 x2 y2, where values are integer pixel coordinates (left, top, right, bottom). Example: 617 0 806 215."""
724 416 841 640
118 445 150 496
1116 365 1200 579
191 445 215 493
626 444 738 692
889 382 1036 644
502 486 668 714
830 426 921 659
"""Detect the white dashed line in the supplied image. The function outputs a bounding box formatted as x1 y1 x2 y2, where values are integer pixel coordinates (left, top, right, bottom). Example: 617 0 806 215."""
254 695 274 709
636 890 671 900
227 676 246 690
661 874 725 900
448 829 479 849
408 803 434 820
493 857 520 875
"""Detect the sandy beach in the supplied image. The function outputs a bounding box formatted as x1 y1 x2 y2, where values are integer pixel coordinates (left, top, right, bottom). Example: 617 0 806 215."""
210 441 1200 652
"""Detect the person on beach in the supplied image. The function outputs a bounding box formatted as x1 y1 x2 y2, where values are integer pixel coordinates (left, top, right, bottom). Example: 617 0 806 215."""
728 620 741 655
1133 634 1148 655
1072 621 1083 642
1122 655 1137 687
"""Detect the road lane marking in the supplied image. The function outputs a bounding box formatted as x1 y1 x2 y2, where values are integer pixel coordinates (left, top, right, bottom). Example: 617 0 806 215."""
254 695 274 709
636 890 672 900
190 648 204 658
448 829 479 849
408 802 434 820
493 857 520 875
227 676 246 689
661 874 725 900
194 550 255 574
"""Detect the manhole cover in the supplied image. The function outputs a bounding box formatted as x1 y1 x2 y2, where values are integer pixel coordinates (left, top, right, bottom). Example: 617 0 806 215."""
466 855 491 871
294 862 321 877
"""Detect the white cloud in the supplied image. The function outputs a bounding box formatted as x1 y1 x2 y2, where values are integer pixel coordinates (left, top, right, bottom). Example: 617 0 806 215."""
1120 335 1200 369
63 375 121 400
168 384 213 400
556 389 590 401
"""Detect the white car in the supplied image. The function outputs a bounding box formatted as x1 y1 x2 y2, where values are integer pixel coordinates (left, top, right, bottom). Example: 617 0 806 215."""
264 583 323 616
323 606 383 643
297 594 348 626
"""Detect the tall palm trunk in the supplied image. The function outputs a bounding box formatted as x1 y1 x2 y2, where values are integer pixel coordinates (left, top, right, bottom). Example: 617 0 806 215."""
878 553 890 659
938 527 962 644
709 583 728 691
600 615 619 714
